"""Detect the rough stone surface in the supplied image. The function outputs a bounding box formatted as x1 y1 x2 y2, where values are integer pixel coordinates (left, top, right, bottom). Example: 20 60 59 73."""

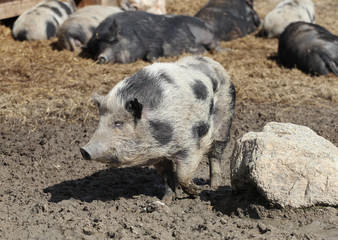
231 122 338 208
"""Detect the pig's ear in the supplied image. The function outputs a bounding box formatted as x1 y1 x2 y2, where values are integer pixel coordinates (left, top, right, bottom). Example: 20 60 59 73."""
109 19 120 35
92 94 104 108
125 98 143 120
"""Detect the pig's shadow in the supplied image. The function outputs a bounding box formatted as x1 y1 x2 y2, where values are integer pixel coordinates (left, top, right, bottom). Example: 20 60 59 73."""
200 187 272 218
49 41 93 60
43 167 164 203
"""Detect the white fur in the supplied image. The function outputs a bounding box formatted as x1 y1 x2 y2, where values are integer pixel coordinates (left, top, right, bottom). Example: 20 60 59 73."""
262 0 315 38
129 0 166 14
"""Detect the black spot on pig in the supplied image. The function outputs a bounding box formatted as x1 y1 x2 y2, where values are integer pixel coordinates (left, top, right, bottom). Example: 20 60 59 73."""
125 98 143 120
190 63 218 92
15 30 28 41
40 5 62 17
52 16 59 26
46 21 56 39
192 121 210 144
118 69 163 109
209 99 214 116
229 82 236 110
192 79 208 100
173 149 189 159
149 121 174 145
159 71 175 84
56 1 73 15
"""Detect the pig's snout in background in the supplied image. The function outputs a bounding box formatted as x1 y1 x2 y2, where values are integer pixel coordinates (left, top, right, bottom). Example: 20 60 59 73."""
97 49 114 64
98 55 107 64
80 147 91 160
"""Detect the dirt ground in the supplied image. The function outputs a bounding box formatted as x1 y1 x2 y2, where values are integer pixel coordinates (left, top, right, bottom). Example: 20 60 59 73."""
0 0 337 239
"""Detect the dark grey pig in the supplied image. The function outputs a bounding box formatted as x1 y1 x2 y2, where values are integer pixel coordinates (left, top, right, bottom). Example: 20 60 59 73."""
57 5 122 52
194 0 261 41
278 22 338 76
85 11 218 64
80 56 235 202
12 0 76 41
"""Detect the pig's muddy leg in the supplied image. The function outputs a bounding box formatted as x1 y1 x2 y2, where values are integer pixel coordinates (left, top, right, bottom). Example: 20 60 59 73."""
176 154 203 197
208 141 226 189
154 158 176 204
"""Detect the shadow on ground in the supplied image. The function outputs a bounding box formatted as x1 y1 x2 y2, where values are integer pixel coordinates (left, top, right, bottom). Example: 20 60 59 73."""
44 166 164 202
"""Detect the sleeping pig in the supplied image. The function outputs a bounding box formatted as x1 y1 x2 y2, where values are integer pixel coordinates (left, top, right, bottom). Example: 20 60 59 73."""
57 5 122 52
80 56 235 202
194 0 261 41
12 0 76 41
85 11 218 64
278 21 338 76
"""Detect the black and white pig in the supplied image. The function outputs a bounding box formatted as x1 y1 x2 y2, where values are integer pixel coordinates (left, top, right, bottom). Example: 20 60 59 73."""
57 6 122 52
80 56 235 202
261 0 315 38
12 0 76 41
85 11 218 64
194 0 261 41
278 22 338 76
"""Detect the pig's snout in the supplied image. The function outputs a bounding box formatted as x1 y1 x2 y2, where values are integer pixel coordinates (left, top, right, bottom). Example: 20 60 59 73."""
80 147 92 160
98 55 107 64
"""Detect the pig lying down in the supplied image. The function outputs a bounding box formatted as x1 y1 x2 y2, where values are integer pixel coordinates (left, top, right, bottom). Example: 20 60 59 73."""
261 0 315 38
194 0 261 41
80 56 235 202
12 0 76 41
57 6 122 52
278 22 338 76
85 11 218 64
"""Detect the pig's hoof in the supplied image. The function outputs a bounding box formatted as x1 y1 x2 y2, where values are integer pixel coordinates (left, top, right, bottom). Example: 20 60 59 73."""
181 183 200 197
210 174 222 189
162 190 175 204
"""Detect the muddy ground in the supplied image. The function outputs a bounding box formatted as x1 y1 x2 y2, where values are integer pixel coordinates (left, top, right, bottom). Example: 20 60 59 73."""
0 0 337 239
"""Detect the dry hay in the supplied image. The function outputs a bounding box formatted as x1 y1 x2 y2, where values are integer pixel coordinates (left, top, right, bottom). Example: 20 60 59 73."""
0 0 337 126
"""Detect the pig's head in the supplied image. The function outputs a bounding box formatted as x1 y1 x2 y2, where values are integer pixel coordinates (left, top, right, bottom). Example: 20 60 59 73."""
80 78 167 167
85 17 121 64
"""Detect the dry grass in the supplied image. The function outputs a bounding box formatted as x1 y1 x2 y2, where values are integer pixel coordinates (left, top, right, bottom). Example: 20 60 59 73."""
0 0 337 125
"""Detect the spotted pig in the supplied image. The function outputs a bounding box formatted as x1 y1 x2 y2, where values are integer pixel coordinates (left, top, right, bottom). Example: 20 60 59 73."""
80 56 235 202
12 0 76 41
261 0 315 38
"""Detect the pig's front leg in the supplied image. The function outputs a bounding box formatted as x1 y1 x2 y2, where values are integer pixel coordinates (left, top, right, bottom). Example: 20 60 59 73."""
208 141 226 188
154 158 176 204
176 153 203 196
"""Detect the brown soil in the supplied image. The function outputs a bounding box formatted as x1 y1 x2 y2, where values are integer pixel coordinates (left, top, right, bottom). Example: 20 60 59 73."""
0 0 337 239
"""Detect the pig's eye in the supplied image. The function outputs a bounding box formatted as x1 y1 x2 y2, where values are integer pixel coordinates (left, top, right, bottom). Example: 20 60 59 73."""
114 121 124 128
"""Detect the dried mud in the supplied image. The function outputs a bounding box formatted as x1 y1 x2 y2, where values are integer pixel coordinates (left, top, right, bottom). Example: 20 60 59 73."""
0 0 337 239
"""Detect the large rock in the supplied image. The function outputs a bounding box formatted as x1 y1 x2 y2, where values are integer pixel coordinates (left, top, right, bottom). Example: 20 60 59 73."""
230 122 338 208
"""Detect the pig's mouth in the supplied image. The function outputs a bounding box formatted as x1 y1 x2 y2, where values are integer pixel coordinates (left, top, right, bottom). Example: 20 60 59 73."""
80 146 120 165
